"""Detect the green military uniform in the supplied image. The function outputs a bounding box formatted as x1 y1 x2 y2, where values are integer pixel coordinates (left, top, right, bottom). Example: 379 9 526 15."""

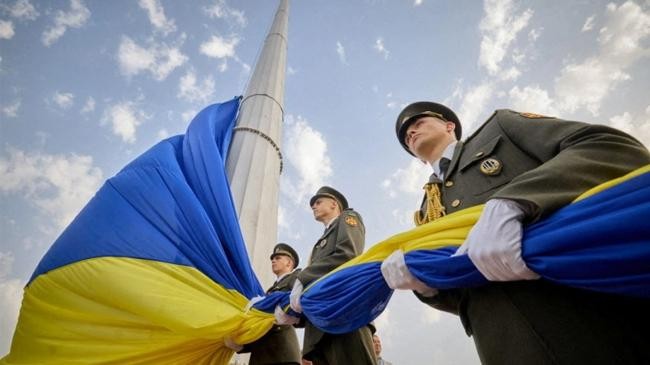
240 269 302 365
414 110 650 364
297 208 376 365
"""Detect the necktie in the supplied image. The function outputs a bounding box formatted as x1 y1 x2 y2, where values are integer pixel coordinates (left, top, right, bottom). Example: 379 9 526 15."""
439 157 451 178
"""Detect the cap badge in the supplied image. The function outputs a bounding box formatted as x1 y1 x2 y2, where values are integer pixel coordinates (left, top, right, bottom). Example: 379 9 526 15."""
480 158 502 176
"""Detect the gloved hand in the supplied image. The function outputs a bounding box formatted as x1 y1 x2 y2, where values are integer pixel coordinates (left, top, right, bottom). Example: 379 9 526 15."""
224 336 243 352
455 199 540 281
274 305 300 325
381 249 438 297
289 280 304 313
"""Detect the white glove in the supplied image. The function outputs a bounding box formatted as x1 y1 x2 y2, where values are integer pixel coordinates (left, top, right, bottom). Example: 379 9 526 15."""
381 249 438 297
455 199 540 281
274 305 300 325
224 336 243 352
289 280 303 313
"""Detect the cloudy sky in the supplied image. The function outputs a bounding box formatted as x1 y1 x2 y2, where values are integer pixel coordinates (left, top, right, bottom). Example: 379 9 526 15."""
1 0 649 363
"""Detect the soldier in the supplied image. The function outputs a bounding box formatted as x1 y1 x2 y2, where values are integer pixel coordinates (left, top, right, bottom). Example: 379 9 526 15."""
372 334 392 365
239 243 302 365
289 186 376 365
383 101 650 364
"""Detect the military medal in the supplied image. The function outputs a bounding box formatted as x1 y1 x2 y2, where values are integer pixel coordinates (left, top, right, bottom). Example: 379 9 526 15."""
480 158 502 175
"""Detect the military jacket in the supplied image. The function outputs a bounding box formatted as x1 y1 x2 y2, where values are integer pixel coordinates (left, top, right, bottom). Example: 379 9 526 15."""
297 209 366 356
240 269 302 365
417 109 650 315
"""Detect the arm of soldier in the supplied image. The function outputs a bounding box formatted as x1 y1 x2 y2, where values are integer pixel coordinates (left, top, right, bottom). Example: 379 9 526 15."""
296 212 365 287
493 112 650 221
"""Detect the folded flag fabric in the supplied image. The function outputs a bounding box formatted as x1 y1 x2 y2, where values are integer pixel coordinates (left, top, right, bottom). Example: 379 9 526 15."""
2 97 275 365
292 165 650 334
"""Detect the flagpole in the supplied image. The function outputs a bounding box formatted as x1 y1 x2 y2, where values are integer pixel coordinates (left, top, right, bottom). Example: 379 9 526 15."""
226 0 289 289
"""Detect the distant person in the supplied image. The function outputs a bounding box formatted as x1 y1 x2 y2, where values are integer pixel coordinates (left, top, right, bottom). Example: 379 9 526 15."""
383 101 650 363
372 334 392 365
289 186 377 365
239 243 302 364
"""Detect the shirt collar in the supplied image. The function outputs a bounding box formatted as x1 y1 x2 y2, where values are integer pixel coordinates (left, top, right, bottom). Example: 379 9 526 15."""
432 141 457 177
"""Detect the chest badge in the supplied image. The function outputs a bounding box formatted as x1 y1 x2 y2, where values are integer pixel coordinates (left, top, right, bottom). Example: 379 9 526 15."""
345 216 358 226
480 158 502 176
316 239 327 248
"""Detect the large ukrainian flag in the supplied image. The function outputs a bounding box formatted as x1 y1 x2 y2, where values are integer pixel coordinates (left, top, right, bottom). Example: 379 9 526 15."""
2 97 275 364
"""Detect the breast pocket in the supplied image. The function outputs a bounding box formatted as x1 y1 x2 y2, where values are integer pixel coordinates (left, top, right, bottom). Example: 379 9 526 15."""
458 136 517 196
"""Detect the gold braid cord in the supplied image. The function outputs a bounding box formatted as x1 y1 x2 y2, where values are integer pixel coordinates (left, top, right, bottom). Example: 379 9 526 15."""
413 182 446 226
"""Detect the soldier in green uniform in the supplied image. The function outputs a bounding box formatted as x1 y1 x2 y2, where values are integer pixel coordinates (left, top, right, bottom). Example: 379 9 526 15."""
384 101 650 364
239 243 302 365
289 186 376 365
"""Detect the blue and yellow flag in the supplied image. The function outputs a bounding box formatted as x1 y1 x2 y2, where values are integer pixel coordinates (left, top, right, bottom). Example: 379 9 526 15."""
2 97 275 365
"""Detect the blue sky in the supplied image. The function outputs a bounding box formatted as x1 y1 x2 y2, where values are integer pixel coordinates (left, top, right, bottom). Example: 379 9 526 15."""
1 0 649 363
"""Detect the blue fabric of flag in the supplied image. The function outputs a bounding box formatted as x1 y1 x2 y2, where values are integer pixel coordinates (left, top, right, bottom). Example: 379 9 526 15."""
28 97 263 298
292 168 650 334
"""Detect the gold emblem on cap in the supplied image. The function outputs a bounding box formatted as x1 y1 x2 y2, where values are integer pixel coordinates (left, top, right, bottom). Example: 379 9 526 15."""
480 158 502 176
345 216 358 226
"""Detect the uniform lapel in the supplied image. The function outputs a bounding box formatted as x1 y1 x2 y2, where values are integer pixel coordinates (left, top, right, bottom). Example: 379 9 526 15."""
445 141 464 180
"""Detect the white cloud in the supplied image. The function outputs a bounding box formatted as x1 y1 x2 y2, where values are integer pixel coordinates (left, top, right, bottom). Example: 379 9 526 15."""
0 149 103 230
1 99 20 118
117 36 187 80
7 0 39 20
178 70 215 103
51 91 74 109
478 0 533 74
283 115 332 204
457 82 494 134
137 0 176 35
287 66 296 75
555 1 649 116
508 85 558 116
0 20 15 39
582 15 596 32
41 0 90 47
0 251 24 356
181 109 196 123
200 35 239 59
414 0 423 6
374 37 390 59
382 159 431 199
422 305 441 324
499 66 521 81
102 102 147 143
157 128 170 139
80 96 95 113
336 41 347 64
203 0 247 27
608 107 650 147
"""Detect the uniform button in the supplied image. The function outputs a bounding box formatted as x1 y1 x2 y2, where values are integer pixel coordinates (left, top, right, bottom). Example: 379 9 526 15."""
451 199 461 207
445 180 454 187
475 151 484 157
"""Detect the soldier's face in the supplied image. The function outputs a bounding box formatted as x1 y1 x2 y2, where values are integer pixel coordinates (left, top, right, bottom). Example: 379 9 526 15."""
372 335 382 355
405 116 455 160
271 254 293 276
311 197 339 223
